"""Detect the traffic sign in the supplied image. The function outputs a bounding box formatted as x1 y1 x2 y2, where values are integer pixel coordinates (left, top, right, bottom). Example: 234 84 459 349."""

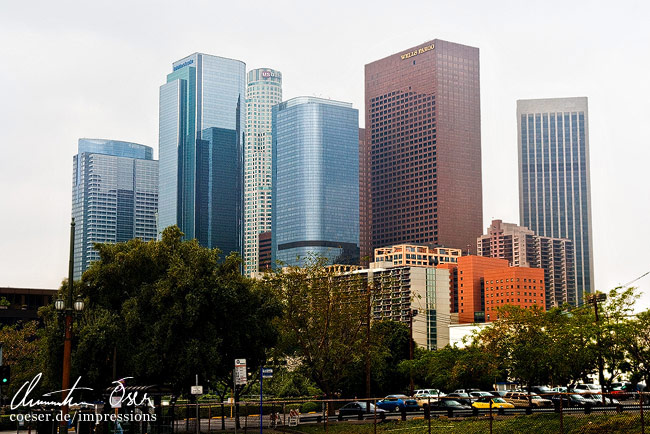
191 385 203 395
262 368 273 379
234 359 247 385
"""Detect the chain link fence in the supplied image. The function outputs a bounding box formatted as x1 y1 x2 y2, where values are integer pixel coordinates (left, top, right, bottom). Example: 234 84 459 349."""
5 392 647 434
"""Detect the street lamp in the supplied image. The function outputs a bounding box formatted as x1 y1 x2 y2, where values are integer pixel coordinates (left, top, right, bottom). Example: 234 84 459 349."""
55 219 85 434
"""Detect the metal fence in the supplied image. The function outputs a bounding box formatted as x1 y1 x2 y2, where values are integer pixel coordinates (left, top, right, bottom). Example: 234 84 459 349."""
8 392 648 434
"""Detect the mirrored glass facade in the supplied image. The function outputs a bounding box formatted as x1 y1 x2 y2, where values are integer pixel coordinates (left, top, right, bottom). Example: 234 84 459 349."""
72 139 158 279
158 53 245 256
517 97 594 305
271 97 360 266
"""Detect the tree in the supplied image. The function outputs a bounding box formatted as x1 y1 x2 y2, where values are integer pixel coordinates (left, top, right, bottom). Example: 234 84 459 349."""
41 226 281 399
263 256 368 401
627 309 650 389
339 320 411 397
0 321 45 397
478 306 555 394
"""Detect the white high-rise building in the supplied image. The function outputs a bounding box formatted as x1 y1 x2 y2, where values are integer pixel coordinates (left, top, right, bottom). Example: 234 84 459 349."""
244 69 282 275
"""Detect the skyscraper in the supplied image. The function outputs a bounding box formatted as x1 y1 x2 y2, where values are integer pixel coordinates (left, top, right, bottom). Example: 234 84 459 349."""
244 68 282 275
517 97 593 304
271 97 359 267
365 39 482 253
72 139 158 279
158 53 245 256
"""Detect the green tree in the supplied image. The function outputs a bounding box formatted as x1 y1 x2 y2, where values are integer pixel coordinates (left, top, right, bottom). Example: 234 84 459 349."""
628 309 650 389
0 321 45 396
264 257 368 401
41 226 281 399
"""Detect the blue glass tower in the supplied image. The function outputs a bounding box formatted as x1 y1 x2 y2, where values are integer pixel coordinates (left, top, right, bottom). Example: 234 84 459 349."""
72 139 158 279
517 97 594 305
271 97 360 267
158 53 245 256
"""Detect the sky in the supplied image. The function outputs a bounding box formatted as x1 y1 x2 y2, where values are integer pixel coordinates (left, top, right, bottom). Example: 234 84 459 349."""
0 0 648 309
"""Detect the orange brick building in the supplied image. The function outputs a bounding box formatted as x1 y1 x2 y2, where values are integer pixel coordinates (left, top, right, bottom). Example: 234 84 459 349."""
484 267 545 321
438 255 545 324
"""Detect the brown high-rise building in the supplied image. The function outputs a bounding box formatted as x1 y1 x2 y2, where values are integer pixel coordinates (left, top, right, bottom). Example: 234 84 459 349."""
365 39 482 253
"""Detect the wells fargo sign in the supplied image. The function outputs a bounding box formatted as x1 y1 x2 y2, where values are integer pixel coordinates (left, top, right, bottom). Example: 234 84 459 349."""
401 43 434 60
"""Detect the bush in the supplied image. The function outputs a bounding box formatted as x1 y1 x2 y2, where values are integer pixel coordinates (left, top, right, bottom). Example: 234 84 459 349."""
300 401 320 413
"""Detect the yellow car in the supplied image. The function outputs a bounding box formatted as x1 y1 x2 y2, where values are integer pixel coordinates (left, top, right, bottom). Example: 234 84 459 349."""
471 397 515 409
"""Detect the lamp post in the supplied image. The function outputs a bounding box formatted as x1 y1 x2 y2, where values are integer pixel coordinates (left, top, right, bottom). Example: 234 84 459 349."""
54 218 85 434
588 293 607 405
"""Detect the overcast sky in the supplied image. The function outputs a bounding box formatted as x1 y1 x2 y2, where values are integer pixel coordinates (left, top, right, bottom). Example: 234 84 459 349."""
1 0 648 309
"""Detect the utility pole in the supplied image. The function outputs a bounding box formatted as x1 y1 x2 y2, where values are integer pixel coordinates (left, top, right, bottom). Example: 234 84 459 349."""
365 282 371 412
408 309 418 396
590 293 607 404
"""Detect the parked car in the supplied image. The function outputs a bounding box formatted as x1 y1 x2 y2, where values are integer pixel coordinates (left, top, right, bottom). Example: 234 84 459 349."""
446 393 473 405
504 391 552 408
415 394 441 408
415 389 445 397
493 391 510 397
469 391 497 399
427 399 472 411
550 387 568 393
583 393 619 406
573 384 602 393
472 397 515 409
452 388 480 394
551 393 592 408
376 395 420 412
338 402 385 417
530 386 554 396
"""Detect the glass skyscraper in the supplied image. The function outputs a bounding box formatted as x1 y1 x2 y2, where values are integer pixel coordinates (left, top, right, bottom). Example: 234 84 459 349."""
244 68 282 275
158 53 245 256
72 139 158 280
517 97 594 305
271 97 360 267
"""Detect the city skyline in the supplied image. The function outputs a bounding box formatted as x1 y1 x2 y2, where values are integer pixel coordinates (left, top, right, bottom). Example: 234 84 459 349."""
1 0 648 311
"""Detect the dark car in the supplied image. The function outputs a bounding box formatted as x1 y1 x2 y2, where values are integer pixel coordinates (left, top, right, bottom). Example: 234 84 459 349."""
428 399 472 411
551 393 592 408
376 395 420 412
446 393 473 406
338 402 386 417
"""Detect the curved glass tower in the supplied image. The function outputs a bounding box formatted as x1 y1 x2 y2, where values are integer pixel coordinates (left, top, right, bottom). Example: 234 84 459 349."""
271 97 360 267
72 139 158 279
244 68 282 275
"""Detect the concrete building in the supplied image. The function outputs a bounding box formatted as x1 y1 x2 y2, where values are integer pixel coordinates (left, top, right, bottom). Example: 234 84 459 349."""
0 287 57 325
517 97 594 304
477 219 576 308
373 244 462 267
244 68 282 275
365 39 482 253
72 139 158 279
271 97 359 267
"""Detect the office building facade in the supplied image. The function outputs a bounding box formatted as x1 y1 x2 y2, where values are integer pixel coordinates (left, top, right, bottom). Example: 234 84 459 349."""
517 97 594 304
271 97 359 266
484 267 546 321
72 139 158 279
477 219 576 308
244 68 282 275
374 244 462 267
158 53 245 256
365 39 482 252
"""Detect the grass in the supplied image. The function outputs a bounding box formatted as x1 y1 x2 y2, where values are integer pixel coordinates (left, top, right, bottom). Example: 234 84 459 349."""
293 413 645 434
